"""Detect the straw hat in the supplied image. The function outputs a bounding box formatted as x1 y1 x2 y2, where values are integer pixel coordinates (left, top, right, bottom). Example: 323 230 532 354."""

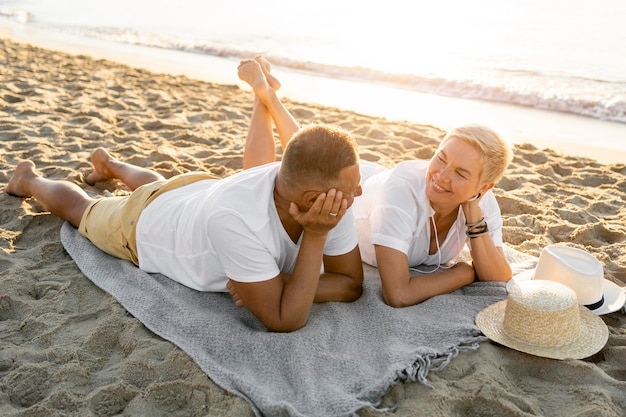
476 280 608 360
506 245 626 315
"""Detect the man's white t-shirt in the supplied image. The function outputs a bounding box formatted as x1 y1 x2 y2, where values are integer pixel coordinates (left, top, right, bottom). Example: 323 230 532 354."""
135 163 358 292
353 160 504 267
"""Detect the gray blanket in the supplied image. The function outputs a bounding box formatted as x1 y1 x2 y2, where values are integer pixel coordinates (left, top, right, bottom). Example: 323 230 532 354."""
60 222 536 417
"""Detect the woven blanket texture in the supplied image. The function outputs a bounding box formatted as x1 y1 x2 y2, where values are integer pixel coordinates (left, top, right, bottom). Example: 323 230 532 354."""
60 221 536 417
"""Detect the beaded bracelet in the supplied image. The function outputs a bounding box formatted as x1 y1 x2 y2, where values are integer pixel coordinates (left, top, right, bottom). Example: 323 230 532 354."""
466 217 489 239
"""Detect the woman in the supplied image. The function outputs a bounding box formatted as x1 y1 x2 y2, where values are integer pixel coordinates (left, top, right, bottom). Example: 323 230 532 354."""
353 125 513 307
239 57 513 308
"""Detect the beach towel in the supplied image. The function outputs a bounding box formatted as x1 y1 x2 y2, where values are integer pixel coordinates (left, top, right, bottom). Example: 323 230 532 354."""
60 221 536 417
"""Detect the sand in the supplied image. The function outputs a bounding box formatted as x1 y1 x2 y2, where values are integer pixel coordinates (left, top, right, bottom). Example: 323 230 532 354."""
1 38 625 416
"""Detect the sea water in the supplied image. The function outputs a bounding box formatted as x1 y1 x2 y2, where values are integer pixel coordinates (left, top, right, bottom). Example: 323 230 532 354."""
1 0 625 162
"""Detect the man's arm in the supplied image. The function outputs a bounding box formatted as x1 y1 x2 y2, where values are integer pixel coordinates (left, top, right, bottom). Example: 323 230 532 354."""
316 245 363 302
227 189 358 332
227 244 363 330
228 229 329 332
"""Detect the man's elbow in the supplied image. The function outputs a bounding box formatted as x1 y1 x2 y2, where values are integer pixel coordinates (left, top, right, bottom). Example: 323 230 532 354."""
344 281 363 302
342 270 364 302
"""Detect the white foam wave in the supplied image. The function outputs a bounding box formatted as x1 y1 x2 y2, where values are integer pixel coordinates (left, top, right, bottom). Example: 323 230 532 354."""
20 23 626 124
0 8 30 24
263 58 626 124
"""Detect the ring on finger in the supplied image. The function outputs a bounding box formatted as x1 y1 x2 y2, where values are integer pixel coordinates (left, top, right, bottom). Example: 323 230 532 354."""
329 212 338 217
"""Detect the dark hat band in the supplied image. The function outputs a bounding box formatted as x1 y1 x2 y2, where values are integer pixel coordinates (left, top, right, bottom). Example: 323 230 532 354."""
585 295 605 311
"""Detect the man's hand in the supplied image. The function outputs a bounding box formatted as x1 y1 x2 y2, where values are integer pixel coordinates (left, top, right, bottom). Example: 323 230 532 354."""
288 189 347 236
224 190 353 331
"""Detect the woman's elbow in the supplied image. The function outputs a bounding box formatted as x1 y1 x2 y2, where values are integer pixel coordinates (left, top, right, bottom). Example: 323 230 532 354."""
265 318 308 333
382 288 417 308
477 264 513 282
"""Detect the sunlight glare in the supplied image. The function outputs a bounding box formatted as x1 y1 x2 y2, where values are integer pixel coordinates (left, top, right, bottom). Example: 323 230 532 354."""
274 0 508 77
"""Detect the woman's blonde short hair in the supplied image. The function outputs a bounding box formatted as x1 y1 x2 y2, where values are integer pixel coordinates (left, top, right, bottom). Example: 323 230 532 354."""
437 124 513 184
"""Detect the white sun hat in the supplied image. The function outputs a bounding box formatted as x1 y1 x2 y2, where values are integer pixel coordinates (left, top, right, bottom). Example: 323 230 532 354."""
506 245 625 315
477 280 609 360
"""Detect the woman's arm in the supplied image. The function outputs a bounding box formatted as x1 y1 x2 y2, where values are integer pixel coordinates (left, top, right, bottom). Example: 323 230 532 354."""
467 239 512 281
375 245 475 307
462 196 512 282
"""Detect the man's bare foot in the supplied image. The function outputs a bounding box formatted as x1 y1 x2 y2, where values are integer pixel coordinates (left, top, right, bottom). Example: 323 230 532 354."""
85 147 118 185
237 60 272 100
5 160 39 197
255 55 281 90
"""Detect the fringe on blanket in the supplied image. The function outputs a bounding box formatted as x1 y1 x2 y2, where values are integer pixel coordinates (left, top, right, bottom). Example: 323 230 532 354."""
403 334 487 388
360 333 488 415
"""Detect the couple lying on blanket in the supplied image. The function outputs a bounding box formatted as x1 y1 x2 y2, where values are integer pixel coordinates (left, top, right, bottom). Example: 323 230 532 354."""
5 57 512 332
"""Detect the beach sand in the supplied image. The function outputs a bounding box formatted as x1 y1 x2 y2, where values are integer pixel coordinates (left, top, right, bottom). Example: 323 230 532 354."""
1 38 625 416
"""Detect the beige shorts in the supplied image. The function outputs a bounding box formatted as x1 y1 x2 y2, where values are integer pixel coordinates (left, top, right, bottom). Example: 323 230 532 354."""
78 172 218 265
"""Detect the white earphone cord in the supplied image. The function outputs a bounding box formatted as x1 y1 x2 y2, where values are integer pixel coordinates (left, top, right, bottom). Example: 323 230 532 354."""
409 215 454 274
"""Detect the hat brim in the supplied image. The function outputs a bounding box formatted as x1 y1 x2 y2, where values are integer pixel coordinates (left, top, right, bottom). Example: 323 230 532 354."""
476 300 609 360
506 270 626 315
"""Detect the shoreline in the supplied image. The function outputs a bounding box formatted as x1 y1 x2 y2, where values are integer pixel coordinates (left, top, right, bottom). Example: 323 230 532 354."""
2 21 626 165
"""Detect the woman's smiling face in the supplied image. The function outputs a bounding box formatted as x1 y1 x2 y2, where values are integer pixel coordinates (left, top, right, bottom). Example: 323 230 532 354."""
425 137 484 206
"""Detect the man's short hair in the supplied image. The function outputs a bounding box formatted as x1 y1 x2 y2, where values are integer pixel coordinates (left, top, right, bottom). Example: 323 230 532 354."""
280 125 359 190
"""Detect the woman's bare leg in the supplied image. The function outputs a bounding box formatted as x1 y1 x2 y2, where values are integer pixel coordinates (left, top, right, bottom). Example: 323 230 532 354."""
6 161 95 228
86 148 165 190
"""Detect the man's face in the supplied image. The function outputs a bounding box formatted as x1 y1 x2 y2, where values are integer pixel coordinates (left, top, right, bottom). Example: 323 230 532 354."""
330 163 362 208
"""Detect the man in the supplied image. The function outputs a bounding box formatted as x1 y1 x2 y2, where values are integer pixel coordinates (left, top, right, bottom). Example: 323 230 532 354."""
6 60 363 333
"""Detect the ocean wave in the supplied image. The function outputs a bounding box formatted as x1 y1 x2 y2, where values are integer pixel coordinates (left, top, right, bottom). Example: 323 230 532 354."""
0 8 30 23
19 23 626 124
257 58 626 124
